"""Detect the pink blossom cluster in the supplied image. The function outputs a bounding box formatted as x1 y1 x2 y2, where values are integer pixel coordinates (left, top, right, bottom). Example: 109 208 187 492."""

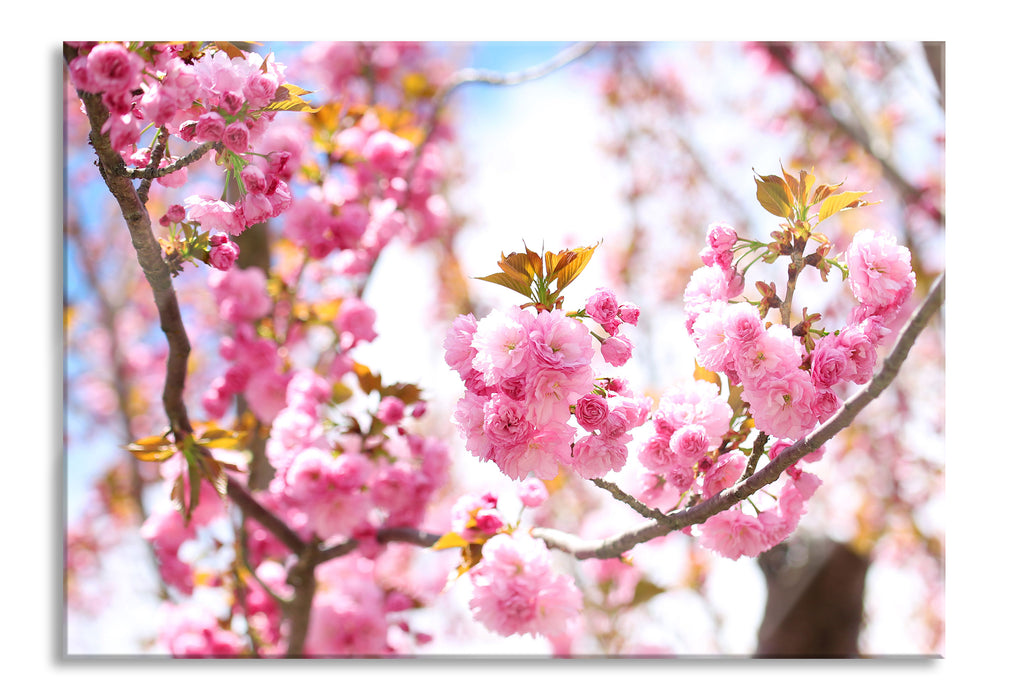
67 43 296 262
584 287 640 367
67 43 286 157
304 554 393 656
200 264 382 425
260 369 451 541
140 456 226 595
695 460 823 560
183 153 294 241
300 42 449 110
468 533 582 638
445 304 648 481
286 43 454 272
156 602 246 657
683 224 915 442
286 113 450 274
450 491 506 542
201 268 289 423
637 379 734 498
845 228 917 324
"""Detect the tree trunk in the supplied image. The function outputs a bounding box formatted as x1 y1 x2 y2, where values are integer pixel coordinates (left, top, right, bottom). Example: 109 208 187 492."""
756 535 870 657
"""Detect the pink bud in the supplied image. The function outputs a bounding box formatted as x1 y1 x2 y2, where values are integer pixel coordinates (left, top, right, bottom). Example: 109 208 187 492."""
600 334 633 367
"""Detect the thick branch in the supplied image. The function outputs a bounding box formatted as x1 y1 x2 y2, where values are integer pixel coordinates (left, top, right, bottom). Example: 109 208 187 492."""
65 45 194 439
533 272 945 559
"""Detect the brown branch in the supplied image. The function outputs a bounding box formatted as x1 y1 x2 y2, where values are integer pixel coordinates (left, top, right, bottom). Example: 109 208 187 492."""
123 140 219 181
533 271 945 559
66 45 308 560
65 44 193 440
224 475 305 555
136 128 169 205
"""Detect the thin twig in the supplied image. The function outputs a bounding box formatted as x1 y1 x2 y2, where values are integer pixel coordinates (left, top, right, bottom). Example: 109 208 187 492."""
590 478 673 524
136 128 169 204
121 140 219 180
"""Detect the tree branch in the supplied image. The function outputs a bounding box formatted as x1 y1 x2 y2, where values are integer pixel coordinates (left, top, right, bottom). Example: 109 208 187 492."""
125 140 219 182
590 478 672 524
65 44 194 440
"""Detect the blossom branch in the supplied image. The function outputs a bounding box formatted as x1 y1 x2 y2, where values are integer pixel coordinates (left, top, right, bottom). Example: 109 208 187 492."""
65 45 308 559
533 271 945 559
135 128 168 205
65 45 193 441
120 140 219 181
442 41 597 94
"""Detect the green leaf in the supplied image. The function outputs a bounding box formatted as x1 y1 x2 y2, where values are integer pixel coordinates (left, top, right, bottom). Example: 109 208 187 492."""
816 190 869 223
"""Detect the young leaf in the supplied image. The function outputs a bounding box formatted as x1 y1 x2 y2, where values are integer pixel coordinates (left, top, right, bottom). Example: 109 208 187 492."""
693 360 722 393
816 190 870 223
499 250 540 283
780 164 800 202
630 578 666 608
196 428 246 451
202 455 229 498
431 531 471 551
546 243 598 293
211 41 249 60
353 361 384 395
170 475 187 519
810 181 843 205
754 171 794 219
798 169 815 206
264 84 319 113
125 434 177 462
690 361 722 395
474 271 534 298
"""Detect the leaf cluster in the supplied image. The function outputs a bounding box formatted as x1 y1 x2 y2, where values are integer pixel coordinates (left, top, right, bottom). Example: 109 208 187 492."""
475 242 599 312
